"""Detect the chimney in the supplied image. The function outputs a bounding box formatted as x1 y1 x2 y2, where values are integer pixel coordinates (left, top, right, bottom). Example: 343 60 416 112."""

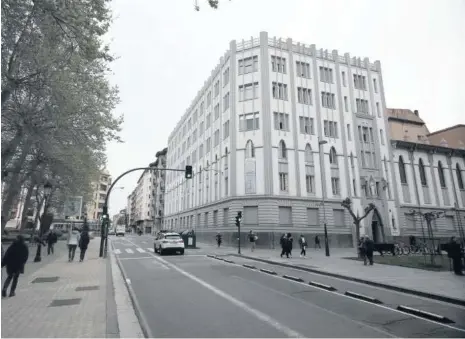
414 110 419 116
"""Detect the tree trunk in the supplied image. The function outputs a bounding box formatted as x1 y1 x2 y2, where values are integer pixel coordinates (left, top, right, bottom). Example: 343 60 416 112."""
355 220 361 257
33 197 45 232
1 129 24 169
1 171 23 232
19 181 36 231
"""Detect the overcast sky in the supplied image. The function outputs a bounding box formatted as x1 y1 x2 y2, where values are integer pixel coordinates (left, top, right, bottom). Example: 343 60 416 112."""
105 0 465 215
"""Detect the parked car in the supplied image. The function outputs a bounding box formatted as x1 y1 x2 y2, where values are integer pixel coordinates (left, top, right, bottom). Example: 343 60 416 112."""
154 232 184 255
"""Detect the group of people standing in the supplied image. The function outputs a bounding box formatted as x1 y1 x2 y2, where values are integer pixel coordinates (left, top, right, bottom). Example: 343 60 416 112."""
1 225 92 299
280 234 321 258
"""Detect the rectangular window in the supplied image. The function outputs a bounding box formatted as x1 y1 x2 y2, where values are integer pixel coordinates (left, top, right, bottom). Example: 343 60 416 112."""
238 56 258 75
373 78 378 93
296 61 311 78
192 129 197 142
271 55 286 73
323 120 338 138
297 87 312 105
223 68 230 86
362 126 369 143
199 121 204 135
214 129 219 147
272 82 288 100
193 110 198 123
223 120 230 139
214 80 220 97
223 92 230 112
238 82 259 101
306 175 315 193
213 104 219 120
299 116 314 135
321 92 336 109
347 124 351 141
199 144 204 159
273 112 290 131
353 74 367 90
376 102 380 117
342 71 346 86
319 66 333 83
356 98 369 114
192 150 197 163
207 92 212 106
206 113 212 129
279 172 288 192
380 129 385 145
206 137 211 153
331 177 340 196
344 96 348 112
239 112 260 132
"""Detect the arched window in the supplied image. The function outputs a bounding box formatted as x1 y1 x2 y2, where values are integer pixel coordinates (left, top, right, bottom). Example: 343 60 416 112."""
438 161 446 188
305 144 313 164
245 140 255 158
419 158 427 186
329 147 337 166
279 140 287 159
456 163 464 190
399 156 407 184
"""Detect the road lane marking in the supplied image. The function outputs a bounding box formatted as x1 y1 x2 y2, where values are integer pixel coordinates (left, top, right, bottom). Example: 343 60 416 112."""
114 249 121 254
151 256 304 338
119 256 154 261
136 248 146 253
231 275 396 338
125 249 134 254
153 260 170 270
146 248 154 252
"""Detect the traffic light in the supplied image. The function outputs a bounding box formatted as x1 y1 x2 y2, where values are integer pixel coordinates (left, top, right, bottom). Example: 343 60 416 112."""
235 211 242 227
185 165 193 179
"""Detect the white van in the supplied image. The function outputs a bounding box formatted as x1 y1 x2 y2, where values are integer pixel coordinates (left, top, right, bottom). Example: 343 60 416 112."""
115 225 126 236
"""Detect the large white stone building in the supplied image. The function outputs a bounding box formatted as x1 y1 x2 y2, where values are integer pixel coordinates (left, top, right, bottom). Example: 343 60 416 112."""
164 31 395 247
130 169 154 233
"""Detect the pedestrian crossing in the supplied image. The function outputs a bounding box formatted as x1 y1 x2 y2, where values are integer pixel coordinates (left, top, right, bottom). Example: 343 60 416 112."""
113 247 155 255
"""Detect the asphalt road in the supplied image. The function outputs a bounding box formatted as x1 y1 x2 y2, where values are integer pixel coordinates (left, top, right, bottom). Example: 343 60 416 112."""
111 235 465 338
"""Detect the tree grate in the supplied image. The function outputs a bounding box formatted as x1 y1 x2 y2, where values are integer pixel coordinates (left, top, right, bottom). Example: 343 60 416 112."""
49 298 82 307
31 276 59 283
75 285 100 291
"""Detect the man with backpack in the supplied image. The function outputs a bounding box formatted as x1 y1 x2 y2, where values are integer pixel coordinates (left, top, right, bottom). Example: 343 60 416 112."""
47 230 58 255
79 229 90 262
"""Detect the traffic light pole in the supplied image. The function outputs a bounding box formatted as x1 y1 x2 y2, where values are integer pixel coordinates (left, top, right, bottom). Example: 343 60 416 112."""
99 165 191 257
238 222 241 255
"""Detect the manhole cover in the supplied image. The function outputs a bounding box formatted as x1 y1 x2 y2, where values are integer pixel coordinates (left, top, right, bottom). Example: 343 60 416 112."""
75 285 100 291
31 276 59 284
49 298 82 307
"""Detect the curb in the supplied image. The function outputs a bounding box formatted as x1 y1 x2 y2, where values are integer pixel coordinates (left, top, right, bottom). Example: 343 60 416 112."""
345 290 382 304
308 281 336 291
260 268 277 275
243 264 256 269
232 254 465 307
112 246 152 338
396 305 454 324
282 275 304 282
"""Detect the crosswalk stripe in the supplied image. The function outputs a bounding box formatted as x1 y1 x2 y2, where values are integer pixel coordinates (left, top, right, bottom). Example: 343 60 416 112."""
147 248 154 252
114 249 121 254
136 248 145 253
126 248 134 254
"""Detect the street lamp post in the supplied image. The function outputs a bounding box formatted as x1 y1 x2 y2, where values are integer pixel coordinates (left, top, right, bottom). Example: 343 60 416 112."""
318 138 330 257
33 181 53 263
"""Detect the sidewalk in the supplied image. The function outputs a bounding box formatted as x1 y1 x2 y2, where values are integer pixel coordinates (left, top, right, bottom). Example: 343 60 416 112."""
198 242 465 305
1 239 116 338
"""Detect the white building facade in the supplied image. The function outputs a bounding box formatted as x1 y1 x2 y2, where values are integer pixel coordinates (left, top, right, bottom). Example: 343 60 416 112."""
164 32 396 247
132 169 153 233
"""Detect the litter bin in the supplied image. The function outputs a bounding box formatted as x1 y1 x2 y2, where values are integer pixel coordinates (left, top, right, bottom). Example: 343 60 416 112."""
180 230 196 249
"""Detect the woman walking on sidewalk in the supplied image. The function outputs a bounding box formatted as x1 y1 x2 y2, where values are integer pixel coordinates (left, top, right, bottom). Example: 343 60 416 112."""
2 235 29 297
67 227 80 262
299 234 307 258
79 230 90 262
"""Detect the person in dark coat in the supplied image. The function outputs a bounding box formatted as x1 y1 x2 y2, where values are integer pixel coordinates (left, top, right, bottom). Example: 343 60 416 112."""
447 237 463 276
2 235 29 297
280 234 287 258
314 235 321 249
79 230 90 262
47 230 58 255
363 236 375 265
286 233 293 258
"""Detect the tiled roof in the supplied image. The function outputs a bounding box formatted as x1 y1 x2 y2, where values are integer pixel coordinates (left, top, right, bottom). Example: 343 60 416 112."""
387 108 425 124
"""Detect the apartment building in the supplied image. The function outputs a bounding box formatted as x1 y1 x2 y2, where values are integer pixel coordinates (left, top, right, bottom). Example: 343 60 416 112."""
131 169 153 233
86 169 112 223
153 148 168 231
164 31 394 247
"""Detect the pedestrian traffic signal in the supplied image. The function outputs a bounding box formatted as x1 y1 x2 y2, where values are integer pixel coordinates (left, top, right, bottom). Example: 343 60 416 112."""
185 165 193 179
235 211 242 227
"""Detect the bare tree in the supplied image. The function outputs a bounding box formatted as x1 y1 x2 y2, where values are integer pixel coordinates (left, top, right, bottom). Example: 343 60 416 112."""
341 198 376 256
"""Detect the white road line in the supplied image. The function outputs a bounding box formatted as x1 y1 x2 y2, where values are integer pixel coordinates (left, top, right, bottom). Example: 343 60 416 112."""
126 278 131 284
152 255 303 338
113 249 121 254
125 248 134 254
146 248 154 252
153 260 170 270
136 248 146 253
119 256 154 261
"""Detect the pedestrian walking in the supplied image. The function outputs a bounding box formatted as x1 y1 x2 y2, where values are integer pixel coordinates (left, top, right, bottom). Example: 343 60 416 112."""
79 229 90 262
47 230 58 255
299 234 307 258
314 235 321 249
280 234 287 258
67 227 80 262
287 233 293 257
2 235 29 297
363 236 375 265
248 230 257 252
215 232 222 248
447 237 464 276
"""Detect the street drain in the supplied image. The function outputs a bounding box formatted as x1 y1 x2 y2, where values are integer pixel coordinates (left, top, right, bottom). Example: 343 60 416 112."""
75 285 100 291
31 276 59 284
49 298 82 307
